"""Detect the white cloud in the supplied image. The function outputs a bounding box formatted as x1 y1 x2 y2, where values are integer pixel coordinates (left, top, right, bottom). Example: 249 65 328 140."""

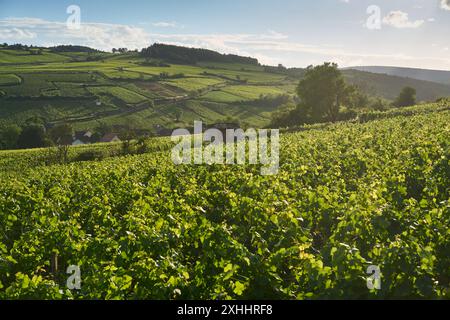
1 17 449 69
0 17 151 50
148 32 450 69
0 27 36 40
441 0 450 11
382 11 424 29
152 21 181 28
264 30 289 40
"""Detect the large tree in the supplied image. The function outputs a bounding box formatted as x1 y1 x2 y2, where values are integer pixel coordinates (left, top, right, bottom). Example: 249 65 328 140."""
297 63 352 122
0 124 21 149
17 125 48 149
49 124 73 145
394 86 416 107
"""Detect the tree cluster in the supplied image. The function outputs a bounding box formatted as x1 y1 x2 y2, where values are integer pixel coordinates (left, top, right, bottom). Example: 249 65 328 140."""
141 44 259 65
50 45 99 53
271 62 418 128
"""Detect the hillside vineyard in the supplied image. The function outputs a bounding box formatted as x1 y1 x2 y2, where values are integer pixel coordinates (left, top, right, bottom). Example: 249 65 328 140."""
0 103 448 299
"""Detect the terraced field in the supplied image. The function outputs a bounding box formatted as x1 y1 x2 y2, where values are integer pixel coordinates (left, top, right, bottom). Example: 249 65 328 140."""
0 49 294 130
0 74 22 86
3 47 450 133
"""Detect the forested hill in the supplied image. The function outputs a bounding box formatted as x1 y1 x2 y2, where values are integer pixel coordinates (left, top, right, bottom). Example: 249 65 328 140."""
50 45 101 53
141 43 259 65
348 66 450 86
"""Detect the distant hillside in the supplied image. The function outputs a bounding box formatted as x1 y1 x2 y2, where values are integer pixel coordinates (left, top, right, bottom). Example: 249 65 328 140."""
0 46 287 132
2 43 450 135
267 65 450 101
141 43 259 65
50 45 100 53
348 66 450 85
342 69 450 101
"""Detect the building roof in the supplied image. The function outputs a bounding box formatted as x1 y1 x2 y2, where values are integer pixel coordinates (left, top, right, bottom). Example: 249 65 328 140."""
74 130 92 140
100 133 120 143
72 139 86 146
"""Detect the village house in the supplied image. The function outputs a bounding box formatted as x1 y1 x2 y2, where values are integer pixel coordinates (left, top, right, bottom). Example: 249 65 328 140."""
72 130 93 146
100 133 121 143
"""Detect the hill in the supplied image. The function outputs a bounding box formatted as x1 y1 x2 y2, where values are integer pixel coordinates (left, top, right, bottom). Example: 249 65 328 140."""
261 64 450 102
141 43 259 65
1 44 450 135
0 103 448 299
0 46 291 132
342 69 450 101
348 66 450 86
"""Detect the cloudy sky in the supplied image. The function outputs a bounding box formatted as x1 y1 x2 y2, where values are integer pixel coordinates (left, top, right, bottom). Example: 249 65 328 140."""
1 0 450 69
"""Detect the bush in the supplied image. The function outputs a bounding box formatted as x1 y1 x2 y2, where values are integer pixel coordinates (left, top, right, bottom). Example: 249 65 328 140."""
336 109 358 122
75 150 107 162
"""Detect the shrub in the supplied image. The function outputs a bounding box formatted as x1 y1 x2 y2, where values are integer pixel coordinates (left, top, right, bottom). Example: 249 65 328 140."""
75 150 107 162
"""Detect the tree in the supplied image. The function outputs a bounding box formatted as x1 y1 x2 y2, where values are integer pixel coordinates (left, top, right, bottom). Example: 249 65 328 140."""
17 125 49 149
369 97 389 111
119 125 137 155
95 122 113 136
0 124 22 149
174 110 183 122
346 86 369 109
24 116 46 127
49 124 73 145
297 63 351 123
394 86 416 107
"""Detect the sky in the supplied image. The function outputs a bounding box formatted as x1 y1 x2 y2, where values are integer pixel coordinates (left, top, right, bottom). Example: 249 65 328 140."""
1 0 450 69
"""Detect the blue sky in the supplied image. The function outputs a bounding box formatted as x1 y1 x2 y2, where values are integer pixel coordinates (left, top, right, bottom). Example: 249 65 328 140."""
1 0 450 69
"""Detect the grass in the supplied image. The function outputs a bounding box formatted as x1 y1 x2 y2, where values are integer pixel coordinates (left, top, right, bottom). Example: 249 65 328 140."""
0 49 307 131
200 85 287 103
0 74 22 86
0 97 114 126
222 85 286 99
1 73 97 97
101 70 153 80
199 90 244 103
54 82 91 97
87 86 148 104
128 64 207 77
162 77 225 92
134 81 185 98
0 49 70 64
197 62 265 72
0 104 448 299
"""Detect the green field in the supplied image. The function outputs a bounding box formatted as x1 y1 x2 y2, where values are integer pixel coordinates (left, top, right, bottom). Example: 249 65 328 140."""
0 74 22 86
0 49 295 130
87 86 148 104
200 86 287 103
162 77 225 92
2 47 450 133
222 85 287 100
1 73 97 97
0 49 70 64
0 104 448 299
199 90 247 103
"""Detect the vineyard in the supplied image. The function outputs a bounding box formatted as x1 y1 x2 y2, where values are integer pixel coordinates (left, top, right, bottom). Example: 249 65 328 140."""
0 47 292 130
3 46 450 132
0 103 448 299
